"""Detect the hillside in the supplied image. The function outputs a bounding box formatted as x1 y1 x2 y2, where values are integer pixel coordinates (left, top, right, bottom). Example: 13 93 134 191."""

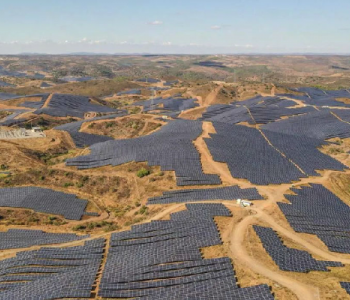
1 55 350 299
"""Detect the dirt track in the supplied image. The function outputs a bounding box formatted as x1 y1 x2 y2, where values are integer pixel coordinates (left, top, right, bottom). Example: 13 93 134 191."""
2 88 350 299
229 211 320 300
193 121 350 299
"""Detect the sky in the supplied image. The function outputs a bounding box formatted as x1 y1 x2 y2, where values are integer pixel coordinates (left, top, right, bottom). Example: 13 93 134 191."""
0 0 349 54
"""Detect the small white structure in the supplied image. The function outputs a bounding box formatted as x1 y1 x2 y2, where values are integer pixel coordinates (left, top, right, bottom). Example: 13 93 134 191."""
161 115 169 120
31 126 42 133
237 199 252 207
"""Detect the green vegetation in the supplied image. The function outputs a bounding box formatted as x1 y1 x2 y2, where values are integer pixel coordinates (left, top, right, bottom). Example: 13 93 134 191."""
0 164 9 170
139 205 148 215
137 168 151 178
73 221 119 232
327 147 345 155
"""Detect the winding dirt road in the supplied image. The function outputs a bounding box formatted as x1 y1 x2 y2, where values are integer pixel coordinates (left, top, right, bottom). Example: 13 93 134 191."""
230 212 320 300
3 84 350 299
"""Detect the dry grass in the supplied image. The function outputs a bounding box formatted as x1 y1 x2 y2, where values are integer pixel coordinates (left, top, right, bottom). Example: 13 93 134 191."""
81 116 163 139
246 224 350 300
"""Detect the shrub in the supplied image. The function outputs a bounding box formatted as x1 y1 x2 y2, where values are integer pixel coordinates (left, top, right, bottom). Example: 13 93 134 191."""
139 206 148 215
73 224 86 231
63 182 74 187
76 182 84 188
137 168 150 178
0 164 8 170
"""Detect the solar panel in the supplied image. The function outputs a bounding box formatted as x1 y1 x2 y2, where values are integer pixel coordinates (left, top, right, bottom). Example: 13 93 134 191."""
0 239 104 299
254 225 342 272
279 184 350 254
55 112 127 148
0 187 89 220
67 120 221 186
34 93 118 118
0 229 89 250
99 203 274 299
148 185 262 204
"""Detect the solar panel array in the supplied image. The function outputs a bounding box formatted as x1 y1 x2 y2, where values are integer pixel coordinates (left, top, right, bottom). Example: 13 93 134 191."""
0 67 26 78
248 105 315 124
278 88 350 108
59 76 94 82
0 187 88 220
148 185 262 204
340 282 350 296
0 81 15 87
34 93 117 118
0 109 29 126
40 82 52 88
164 80 179 86
279 184 350 254
55 112 127 148
205 123 305 185
194 61 226 68
21 94 50 109
296 87 328 98
199 104 251 124
99 203 274 299
253 225 342 272
0 239 104 300
134 96 199 117
332 109 350 123
200 96 313 125
262 110 350 140
263 130 347 176
251 97 297 108
136 78 161 83
0 229 89 250
148 86 170 91
0 93 21 101
117 89 141 96
295 87 350 107
67 120 221 186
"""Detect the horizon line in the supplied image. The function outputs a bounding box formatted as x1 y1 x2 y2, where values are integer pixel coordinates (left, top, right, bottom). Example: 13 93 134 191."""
1 52 350 56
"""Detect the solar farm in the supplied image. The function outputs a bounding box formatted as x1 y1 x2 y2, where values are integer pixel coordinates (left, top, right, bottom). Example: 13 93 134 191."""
2 55 350 300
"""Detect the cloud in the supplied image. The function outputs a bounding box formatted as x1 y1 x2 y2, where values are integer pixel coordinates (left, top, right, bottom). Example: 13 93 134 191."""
234 44 254 48
76 38 106 45
211 25 221 30
148 20 163 25
1 40 348 55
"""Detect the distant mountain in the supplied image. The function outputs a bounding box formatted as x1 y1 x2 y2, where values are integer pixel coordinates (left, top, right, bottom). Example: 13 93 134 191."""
18 52 49 55
67 52 112 56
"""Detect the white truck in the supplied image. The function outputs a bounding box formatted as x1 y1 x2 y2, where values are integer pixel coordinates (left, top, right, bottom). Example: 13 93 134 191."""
237 199 252 207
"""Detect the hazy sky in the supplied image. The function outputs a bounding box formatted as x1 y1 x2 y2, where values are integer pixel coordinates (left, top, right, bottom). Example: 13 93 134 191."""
0 0 349 54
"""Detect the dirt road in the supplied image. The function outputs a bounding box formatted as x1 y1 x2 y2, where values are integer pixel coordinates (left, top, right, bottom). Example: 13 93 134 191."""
230 212 320 300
